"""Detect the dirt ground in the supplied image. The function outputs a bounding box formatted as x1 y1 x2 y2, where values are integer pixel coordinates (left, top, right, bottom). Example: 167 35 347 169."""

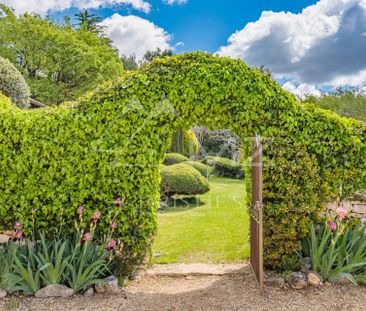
1 265 366 311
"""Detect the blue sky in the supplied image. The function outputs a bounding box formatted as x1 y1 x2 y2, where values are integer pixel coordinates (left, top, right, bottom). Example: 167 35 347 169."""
53 0 318 54
2 0 366 96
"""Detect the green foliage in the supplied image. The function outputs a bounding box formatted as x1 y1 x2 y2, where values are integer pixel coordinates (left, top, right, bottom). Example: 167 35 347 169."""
65 234 109 293
35 233 69 285
121 54 139 71
303 88 366 121
0 56 30 108
142 48 173 64
183 129 199 157
184 161 212 178
0 233 110 295
170 129 199 157
202 156 244 179
0 9 123 105
0 52 365 272
163 153 189 165
302 221 366 284
75 9 104 35
160 164 210 197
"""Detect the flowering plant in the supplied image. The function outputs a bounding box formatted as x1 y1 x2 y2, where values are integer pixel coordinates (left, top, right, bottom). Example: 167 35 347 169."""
302 203 366 284
0 197 126 295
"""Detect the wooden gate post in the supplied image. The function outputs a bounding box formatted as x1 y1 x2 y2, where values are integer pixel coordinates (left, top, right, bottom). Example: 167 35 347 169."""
250 134 264 290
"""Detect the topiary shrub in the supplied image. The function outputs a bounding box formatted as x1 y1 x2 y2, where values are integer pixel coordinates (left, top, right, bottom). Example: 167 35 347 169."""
160 163 210 197
163 153 189 165
0 56 30 108
202 156 244 179
184 161 212 178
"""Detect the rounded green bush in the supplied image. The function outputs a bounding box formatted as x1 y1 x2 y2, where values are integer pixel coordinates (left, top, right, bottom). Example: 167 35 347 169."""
185 161 212 178
163 153 189 165
0 56 30 108
202 156 244 179
160 163 210 197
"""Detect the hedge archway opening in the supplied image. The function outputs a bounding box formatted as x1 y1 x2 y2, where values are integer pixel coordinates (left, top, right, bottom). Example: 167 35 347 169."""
1 52 365 272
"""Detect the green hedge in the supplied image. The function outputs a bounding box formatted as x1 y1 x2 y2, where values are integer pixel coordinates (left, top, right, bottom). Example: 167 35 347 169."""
160 163 210 197
0 56 30 108
0 52 365 273
202 156 244 179
185 161 211 178
163 153 189 165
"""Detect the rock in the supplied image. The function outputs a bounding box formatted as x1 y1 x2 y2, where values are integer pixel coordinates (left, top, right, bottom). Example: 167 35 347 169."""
264 276 285 288
307 271 323 287
352 204 366 214
0 288 7 298
286 272 307 290
301 257 311 272
84 287 94 297
95 276 120 294
333 276 353 285
35 284 73 298
324 281 332 287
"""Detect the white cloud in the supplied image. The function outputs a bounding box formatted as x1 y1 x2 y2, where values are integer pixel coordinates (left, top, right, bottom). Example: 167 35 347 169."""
218 0 366 91
101 13 171 59
163 0 187 5
283 82 321 98
0 0 151 15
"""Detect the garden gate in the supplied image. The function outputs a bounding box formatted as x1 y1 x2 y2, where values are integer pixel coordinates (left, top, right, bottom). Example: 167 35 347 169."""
250 134 264 290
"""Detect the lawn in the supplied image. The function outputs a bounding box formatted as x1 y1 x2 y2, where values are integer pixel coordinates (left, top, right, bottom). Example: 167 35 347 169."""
152 176 249 263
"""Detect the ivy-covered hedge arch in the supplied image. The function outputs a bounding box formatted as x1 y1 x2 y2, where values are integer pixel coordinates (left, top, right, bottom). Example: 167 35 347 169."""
0 52 365 271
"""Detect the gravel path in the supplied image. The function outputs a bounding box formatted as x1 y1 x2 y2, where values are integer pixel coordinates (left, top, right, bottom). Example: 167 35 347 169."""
1 265 366 311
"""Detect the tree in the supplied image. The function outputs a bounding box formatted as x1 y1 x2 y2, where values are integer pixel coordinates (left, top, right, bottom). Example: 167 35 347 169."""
121 54 138 71
142 48 173 64
75 9 104 34
0 7 124 104
302 87 366 121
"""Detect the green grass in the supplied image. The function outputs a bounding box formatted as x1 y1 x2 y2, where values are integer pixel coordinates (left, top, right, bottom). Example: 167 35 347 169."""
152 176 249 263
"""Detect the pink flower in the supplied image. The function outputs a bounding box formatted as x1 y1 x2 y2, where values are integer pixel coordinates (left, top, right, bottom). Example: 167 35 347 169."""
31 208 36 213
83 232 92 241
336 207 347 220
111 221 117 230
77 205 84 215
114 197 123 207
91 210 101 221
14 222 22 230
107 239 117 251
328 221 337 232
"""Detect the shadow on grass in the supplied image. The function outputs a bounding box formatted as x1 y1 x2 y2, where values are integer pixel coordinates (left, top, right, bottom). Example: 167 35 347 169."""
159 196 205 213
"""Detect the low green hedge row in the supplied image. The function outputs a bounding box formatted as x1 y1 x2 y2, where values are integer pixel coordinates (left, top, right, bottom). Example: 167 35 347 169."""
163 153 189 165
185 161 212 178
202 156 244 179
